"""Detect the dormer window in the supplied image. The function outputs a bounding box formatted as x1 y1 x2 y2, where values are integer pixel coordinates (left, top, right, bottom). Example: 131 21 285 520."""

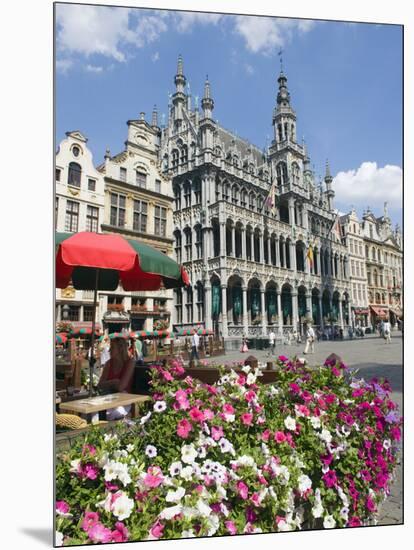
72 146 80 157
68 162 81 187
120 167 127 182
136 171 147 188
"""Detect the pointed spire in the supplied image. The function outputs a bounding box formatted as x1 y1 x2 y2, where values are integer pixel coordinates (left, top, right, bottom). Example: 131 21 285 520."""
204 75 211 99
324 159 332 182
151 105 158 128
104 147 111 159
201 75 214 118
177 54 183 76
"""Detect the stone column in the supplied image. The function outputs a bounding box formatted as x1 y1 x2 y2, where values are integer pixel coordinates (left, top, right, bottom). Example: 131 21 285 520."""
305 246 311 275
241 228 246 259
267 237 271 265
277 290 283 335
306 292 312 319
288 197 296 227
192 229 197 262
292 290 299 330
221 285 228 337
242 286 249 335
276 238 281 267
259 233 264 264
220 222 226 257
250 231 254 261
261 289 267 335
204 283 212 330
319 295 324 329
302 207 309 230
290 241 297 271
347 300 352 328
231 225 236 257
338 298 344 329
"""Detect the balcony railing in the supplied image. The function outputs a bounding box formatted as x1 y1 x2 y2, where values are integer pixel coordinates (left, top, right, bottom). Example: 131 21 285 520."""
107 303 125 312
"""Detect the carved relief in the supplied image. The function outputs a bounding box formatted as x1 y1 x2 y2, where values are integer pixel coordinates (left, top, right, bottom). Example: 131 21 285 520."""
61 286 76 298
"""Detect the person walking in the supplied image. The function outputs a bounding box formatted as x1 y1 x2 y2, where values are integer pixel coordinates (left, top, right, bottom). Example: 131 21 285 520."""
191 331 200 362
268 329 276 356
303 323 315 354
383 319 392 344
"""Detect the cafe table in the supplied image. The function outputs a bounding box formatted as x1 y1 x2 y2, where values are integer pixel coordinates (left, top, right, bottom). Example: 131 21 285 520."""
58 392 150 423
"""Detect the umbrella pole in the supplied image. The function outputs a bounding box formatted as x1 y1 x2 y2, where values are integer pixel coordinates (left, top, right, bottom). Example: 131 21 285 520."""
88 269 99 397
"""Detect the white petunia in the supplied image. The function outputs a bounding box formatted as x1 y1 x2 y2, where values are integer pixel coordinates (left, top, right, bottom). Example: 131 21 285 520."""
242 365 251 374
197 446 207 459
284 416 296 431
310 416 321 429
312 489 324 518
277 518 291 532
196 499 212 517
145 445 157 458
298 474 312 494
112 492 134 521
181 529 196 538
180 466 194 481
219 437 235 454
140 411 152 425
181 444 198 464
319 428 332 444
159 504 184 520
104 433 118 442
383 439 391 450
55 532 64 546
340 506 349 520
153 401 167 413
323 515 336 529
126 444 135 453
205 514 220 536
103 460 131 486
69 459 81 473
166 487 186 503
169 461 182 477
246 372 256 385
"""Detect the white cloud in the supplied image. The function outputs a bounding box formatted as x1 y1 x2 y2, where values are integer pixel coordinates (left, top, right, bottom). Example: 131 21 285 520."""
245 63 254 75
233 16 315 55
129 15 168 48
174 12 223 32
152 52 160 62
56 58 73 74
85 65 104 73
333 162 402 211
56 4 131 62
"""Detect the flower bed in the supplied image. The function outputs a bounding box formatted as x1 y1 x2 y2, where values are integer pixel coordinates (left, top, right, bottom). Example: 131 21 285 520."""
56 356 402 545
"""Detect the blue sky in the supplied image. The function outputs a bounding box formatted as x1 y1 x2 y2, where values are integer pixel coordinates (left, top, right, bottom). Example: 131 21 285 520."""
55 3 402 225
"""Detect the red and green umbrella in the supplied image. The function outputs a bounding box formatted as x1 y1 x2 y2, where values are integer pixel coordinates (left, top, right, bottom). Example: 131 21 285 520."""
56 231 189 395
98 332 129 341
129 330 170 339
176 327 213 336
69 327 101 338
55 333 68 345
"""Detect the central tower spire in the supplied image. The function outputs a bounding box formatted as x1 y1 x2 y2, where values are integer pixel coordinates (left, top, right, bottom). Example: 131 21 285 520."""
272 65 297 145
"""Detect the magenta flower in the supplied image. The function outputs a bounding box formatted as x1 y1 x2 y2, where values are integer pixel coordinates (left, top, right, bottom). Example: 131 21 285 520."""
88 522 113 544
246 506 258 523
223 403 235 415
322 470 338 488
84 464 99 480
177 418 192 439
289 382 300 394
366 496 376 513
56 501 70 515
278 355 289 363
111 522 129 543
241 413 253 426
332 367 341 377
348 516 362 527
189 407 205 423
390 426 401 441
81 511 99 532
225 520 237 535
82 444 96 456
274 431 286 443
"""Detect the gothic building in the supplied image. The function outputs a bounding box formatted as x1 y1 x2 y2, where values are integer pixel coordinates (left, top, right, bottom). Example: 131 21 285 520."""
160 56 352 343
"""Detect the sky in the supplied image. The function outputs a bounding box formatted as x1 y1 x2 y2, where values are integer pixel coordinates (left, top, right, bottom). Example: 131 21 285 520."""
55 3 403 226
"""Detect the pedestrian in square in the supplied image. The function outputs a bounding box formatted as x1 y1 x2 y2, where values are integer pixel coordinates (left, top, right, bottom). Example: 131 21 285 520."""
383 319 391 343
191 331 200 362
303 322 315 354
268 329 276 356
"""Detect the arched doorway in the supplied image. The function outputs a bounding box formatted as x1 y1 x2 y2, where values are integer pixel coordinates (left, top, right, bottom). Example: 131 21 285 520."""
312 288 321 325
265 282 278 325
228 275 244 325
248 278 262 325
211 277 221 336
322 289 331 321
281 284 293 325
332 291 340 322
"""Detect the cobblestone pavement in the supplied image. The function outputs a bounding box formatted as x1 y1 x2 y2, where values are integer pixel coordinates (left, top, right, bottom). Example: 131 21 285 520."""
202 333 403 525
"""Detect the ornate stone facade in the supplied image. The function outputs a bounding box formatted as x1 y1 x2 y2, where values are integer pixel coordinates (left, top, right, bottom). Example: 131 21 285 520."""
160 57 352 339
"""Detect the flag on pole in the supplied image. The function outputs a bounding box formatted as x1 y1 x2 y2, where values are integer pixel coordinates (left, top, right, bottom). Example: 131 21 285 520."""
263 180 277 215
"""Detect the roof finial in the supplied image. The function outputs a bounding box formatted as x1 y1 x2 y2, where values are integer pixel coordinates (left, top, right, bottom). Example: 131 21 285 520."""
177 54 183 76
325 159 332 180
278 48 284 73
151 105 158 127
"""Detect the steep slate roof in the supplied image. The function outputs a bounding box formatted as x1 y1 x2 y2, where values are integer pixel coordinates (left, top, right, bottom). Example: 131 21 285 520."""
216 126 266 166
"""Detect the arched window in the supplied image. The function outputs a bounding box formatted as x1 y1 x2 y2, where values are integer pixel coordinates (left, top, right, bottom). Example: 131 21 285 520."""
193 179 201 204
181 145 188 164
231 185 238 205
240 189 247 208
276 162 288 186
184 182 192 208
173 186 181 210
68 162 81 187
172 149 179 168
249 192 255 210
233 155 239 168
292 162 300 186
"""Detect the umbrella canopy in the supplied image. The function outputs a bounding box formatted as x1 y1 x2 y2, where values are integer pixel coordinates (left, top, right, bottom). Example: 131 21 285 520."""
98 332 129 341
176 327 213 336
56 231 189 396
69 327 101 338
55 333 68 345
130 330 170 339
56 232 189 291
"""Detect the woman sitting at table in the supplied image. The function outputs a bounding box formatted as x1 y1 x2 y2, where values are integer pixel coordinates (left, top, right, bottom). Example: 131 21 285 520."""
98 337 135 420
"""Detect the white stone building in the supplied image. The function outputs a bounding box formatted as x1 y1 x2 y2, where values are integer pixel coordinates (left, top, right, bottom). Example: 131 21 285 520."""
55 131 105 328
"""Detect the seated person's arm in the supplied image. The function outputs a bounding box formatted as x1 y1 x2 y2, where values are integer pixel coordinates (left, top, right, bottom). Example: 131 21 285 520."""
97 362 119 392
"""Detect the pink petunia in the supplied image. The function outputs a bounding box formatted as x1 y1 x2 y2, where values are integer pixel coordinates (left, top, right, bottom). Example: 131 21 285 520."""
274 431 286 443
111 522 129 543
189 407 205 423
223 403 235 415
203 408 215 420
348 516 362 527
177 418 192 439
211 426 224 441
81 511 100 532
149 521 164 539
245 390 257 403
390 426 401 441
56 500 70 515
143 466 164 488
261 429 271 442
322 470 338 488
237 481 249 500
84 464 99 480
225 520 237 535
241 413 253 426
88 522 113 544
